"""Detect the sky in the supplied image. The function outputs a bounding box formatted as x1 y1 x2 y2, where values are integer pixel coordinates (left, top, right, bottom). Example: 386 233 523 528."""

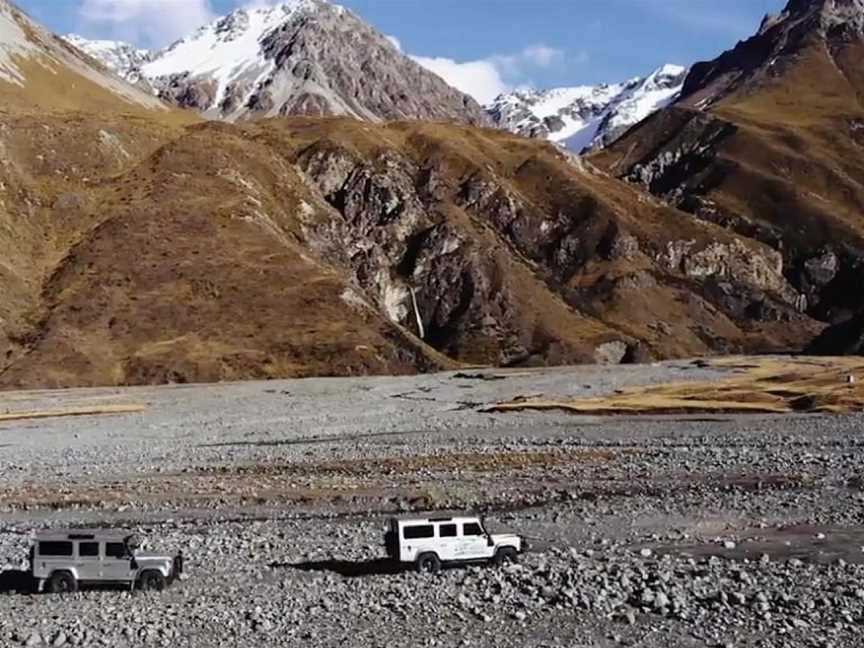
16 0 787 103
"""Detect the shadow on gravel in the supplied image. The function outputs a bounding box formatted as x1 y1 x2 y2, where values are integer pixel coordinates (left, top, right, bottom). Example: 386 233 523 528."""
0 570 32 594
276 559 407 578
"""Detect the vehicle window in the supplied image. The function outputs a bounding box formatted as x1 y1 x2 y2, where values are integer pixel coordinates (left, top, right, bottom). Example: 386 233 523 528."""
38 542 73 557
463 522 484 536
403 525 434 539
439 524 457 537
78 542 99 557
105 542 128 558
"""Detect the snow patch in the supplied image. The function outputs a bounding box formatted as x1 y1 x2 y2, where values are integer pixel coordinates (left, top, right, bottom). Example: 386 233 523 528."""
0 3 38 85
487 64 688 152
64 34 152 80
140 1 328 112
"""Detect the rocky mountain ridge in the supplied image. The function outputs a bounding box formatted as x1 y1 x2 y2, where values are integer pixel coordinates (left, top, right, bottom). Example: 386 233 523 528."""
486 64 687 152
680 0 864 109
69 18 686 151
63 34 152 81
595 0 864 349
64 0 488 125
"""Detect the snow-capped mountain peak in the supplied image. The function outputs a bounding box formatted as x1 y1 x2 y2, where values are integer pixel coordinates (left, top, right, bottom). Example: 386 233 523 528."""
63 0 488 125
63 34 152 80
486 64 688 152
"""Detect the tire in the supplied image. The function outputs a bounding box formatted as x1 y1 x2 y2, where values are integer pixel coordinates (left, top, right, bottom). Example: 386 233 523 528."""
138 570 167 592
493 547 519 567
415 553 441 574
47 571 78 595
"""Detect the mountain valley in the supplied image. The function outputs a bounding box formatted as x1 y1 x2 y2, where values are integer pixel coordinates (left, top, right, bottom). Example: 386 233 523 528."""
0 0 861 387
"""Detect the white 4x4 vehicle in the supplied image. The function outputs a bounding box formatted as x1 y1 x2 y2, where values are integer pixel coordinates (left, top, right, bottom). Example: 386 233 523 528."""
384 516 526 573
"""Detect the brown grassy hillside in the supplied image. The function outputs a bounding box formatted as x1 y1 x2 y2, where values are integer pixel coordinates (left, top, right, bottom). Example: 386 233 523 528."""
0 0 840 388
0 114 825 388
596 0 864 328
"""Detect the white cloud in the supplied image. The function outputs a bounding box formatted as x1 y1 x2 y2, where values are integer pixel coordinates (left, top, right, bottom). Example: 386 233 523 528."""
410 55 509 105
77 0 216 48
411 44 569 105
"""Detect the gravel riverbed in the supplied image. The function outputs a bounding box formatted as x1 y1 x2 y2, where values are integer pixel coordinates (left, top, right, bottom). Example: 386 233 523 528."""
0 362 863 647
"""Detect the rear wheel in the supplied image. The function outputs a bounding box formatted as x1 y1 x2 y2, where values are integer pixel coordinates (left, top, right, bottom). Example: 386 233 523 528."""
493 547 519 567
47 571 77 594
138 570 166 592
416 553 441 574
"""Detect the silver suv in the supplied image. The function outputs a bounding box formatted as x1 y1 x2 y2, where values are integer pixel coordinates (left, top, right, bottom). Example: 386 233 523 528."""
29 530 183 594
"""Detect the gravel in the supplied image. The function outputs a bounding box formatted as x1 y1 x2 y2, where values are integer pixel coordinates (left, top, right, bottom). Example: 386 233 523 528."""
1 362 863 646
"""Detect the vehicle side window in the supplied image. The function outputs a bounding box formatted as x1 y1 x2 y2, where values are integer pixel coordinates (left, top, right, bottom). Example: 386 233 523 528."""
463 522 484 536
78 542 99 557
439 524 457 537
38 542 73 556
403 525 434 539
105 542 127 558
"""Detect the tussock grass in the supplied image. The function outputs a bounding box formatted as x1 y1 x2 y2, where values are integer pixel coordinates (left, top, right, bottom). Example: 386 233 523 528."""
486 357 864 415
0 403 146 421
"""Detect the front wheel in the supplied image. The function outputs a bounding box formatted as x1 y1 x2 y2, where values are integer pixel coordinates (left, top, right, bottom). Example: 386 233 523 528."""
416 553 441 574
138 570 167 592
47 571 78 594
493 547 519 567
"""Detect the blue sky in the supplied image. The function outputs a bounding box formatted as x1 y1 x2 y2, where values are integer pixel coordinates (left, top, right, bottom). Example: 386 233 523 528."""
17 0 786 101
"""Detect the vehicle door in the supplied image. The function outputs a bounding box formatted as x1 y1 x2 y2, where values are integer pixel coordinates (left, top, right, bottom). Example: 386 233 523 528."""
459 521 493 559
401 524 435 561
435 523 460 561
102 541 137 582
75 541 102 582
34 541 73 580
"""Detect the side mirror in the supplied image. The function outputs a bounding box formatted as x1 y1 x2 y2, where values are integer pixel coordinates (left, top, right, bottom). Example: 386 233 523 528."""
487 537 494 547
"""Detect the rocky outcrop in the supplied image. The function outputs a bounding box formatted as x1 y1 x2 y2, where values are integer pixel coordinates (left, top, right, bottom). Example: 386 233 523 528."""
295 145 603 365
596 0 864 353
657 239 799 305
807 311 864 355
681 0 864 109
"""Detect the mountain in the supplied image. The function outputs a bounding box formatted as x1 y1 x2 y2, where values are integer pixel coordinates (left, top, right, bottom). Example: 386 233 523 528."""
595 0 864 339
0 0 847 389
64 1 488 125
64 34 152 81
0 0 167 114
486 65 687 152
0 111 821 389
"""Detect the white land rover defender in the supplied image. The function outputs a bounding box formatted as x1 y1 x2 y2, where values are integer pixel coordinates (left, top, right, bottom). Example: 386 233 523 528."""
384 516 526 573
29 529 183 594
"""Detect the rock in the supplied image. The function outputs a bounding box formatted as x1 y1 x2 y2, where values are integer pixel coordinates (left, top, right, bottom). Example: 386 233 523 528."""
653 591 670 610
804 250 839 287
594 342 629 365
